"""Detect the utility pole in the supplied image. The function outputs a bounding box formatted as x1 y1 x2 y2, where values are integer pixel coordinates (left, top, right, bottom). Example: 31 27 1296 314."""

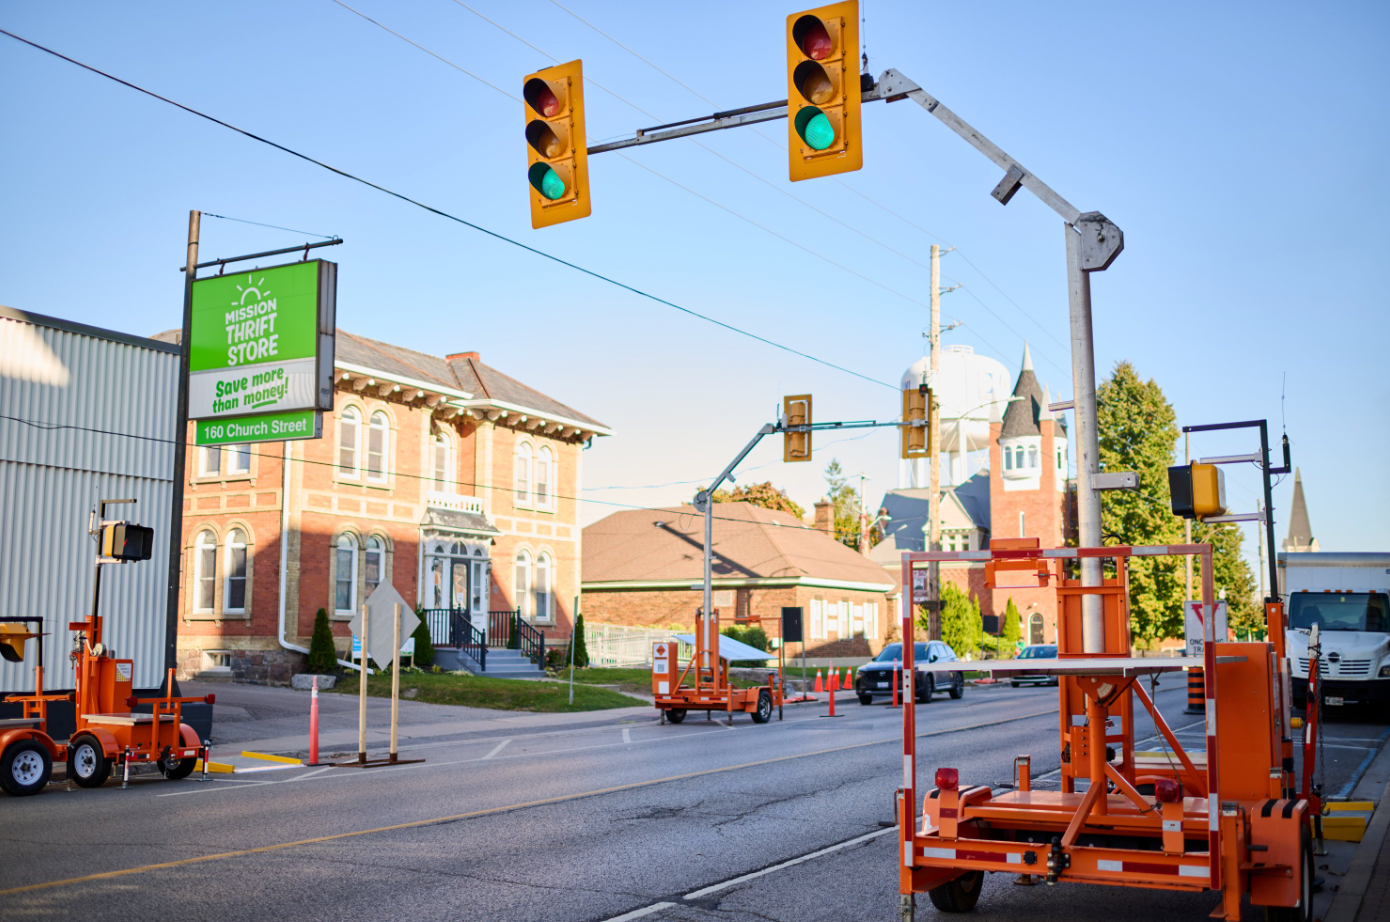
164 209 199 675
928 244 942 640
857 472 871 555
1184 431 1192 602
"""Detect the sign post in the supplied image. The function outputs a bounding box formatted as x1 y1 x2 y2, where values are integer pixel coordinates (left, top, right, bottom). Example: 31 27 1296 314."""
338 582 424 768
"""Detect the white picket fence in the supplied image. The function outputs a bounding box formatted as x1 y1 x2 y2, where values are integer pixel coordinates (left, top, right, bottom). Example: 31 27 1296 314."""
584 622 689 667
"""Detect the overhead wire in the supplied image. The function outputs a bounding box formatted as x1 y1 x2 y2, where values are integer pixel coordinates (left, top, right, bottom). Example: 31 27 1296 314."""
202 213 338 240
0 27 894 393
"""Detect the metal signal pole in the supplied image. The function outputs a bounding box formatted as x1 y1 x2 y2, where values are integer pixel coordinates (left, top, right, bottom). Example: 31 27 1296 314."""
928 244 942 640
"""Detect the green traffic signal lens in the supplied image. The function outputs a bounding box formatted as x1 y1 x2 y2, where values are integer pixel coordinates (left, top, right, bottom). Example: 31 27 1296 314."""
528 163 566 201
794 107 835 151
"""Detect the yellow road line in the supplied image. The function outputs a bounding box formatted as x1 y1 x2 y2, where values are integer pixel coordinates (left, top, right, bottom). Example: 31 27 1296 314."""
3 707 1055 897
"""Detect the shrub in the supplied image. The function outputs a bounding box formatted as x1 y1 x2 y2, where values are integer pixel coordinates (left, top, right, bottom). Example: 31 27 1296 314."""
306 607 338 674
571 613 590 668
410 608 435 668
545 647 568 671
721 624 771 667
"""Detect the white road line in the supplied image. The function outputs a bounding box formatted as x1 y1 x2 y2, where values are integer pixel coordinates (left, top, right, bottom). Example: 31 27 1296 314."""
482 739 511 760
623 727 632 745
684 828 895 899
598 902 676 922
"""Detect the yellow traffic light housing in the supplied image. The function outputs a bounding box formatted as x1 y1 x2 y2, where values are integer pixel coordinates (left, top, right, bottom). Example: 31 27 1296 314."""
785 2 862 182
1168 462 1227 520
784 394 812 462
101 522 155 561
0 624 38 663
524 60 591 229
901 386 930 459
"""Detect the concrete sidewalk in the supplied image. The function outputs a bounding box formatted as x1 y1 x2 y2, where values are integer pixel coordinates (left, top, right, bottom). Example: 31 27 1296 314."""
1326 734 1390 922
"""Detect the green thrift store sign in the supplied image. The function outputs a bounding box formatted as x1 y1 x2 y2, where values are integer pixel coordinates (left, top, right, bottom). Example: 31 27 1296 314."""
189 260 336 445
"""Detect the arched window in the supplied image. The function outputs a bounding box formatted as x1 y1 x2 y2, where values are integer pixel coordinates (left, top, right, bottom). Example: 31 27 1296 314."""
1014 446 1025 469
365 536 384 593
339 407 361 478
1029 612 1045 645
534 552 553 622
514 442 533 507
335 535 358 614
514 549 533 620
367 411 389 482
224 528 247 612
1004 447 1013 471
536 446 554 509
1027 446 1039 468
432 430 451 493
194 530 217 613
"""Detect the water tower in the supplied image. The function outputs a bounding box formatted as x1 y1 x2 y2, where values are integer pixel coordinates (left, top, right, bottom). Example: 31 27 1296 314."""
899 345 1012 488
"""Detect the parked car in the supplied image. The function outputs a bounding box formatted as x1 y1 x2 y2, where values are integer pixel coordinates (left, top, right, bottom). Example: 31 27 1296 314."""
855 641 965 704
1010 644 1059 687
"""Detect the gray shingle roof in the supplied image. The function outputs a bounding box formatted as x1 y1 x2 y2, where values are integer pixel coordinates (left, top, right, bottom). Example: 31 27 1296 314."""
448 354 606 430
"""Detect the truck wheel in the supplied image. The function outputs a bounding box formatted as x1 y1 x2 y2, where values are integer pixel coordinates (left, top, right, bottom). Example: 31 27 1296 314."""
751 691 772 724
1265 827 1313 922
927 869 983 912
666 709 686 724
68 735 111 788
1 740 52 796
159 751 197 780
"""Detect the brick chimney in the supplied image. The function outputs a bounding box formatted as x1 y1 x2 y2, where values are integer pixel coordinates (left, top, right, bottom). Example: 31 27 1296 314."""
447 351 480 362
813 498 834 538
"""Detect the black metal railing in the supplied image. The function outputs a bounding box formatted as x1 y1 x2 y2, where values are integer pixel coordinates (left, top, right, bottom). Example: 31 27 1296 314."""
422 608 458 647
421 608 488 671
516 617 544 667
488 609 517 647
458 613 487 671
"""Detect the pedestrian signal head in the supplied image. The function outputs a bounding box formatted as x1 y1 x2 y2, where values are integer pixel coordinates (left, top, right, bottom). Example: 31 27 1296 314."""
0 624 38 663
101 522 155 562
523 61 591 228
785 2 862 181
1167 462 1227 521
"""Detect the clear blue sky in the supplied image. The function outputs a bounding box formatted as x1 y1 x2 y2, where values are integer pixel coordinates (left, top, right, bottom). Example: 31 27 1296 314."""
3 1 1387 577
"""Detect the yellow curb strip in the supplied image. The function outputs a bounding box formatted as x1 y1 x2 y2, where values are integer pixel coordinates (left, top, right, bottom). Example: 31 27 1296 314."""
193 760 235 774
240 751 303 765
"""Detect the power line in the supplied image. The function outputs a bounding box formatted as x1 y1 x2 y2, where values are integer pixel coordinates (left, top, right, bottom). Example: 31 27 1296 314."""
0 27 893 392
203 213 338 240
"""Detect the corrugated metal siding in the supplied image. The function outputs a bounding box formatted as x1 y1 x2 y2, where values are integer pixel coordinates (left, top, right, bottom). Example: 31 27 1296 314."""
0 315 177 692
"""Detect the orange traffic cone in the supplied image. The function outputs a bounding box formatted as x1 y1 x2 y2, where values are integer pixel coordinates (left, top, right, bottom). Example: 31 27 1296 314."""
813 669 823 693
830 665 839 692
844 667 852 689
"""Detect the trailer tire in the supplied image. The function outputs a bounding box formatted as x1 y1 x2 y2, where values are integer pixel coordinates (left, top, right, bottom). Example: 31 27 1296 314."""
1 740 52 796
159 752 197 780
927 869 983 912
1265 827 1313 922
752 691 773 724
68 735 111 789
666 709 686 724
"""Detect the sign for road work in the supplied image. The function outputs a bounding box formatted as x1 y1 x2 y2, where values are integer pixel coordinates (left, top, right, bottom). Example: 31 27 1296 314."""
1183 600 1229 657
188 260 336 443
349 580 421 669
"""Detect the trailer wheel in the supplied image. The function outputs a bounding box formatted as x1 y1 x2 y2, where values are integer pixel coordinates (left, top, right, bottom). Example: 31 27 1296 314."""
666 709 686 724
751 691 772 724
927 869 983 912
68 735 111 789
158 751 197 780
1 740 52 796
1265 827 1313 922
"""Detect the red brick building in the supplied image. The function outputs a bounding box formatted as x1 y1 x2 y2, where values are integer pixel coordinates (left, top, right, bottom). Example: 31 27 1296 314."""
871 344 1074 646
161 329 609 682
582 502 896 658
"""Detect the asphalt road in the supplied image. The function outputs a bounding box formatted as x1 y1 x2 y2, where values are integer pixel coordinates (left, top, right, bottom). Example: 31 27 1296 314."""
2 680 1385 922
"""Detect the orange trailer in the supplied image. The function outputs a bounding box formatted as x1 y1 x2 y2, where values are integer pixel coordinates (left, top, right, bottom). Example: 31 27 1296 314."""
895 539 1312 921
652 609 784 725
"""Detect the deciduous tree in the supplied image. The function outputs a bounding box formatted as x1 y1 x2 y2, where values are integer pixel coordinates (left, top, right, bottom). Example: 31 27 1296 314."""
710 481 806 519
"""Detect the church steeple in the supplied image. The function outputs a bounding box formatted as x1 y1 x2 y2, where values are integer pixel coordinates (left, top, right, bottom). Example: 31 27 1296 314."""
1282 468 1319 552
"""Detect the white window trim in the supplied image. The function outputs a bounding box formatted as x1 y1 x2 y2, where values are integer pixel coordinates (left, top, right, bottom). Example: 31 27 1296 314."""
514 441 534 509
432 431 452 494
366 411 390 484
199 446 221 478
365 535 387 595
514 549 533 620
223 529 247 614
339 407 362 480
533 551 554 623
334 535 359 616
194 530 217 614
535 446 555 512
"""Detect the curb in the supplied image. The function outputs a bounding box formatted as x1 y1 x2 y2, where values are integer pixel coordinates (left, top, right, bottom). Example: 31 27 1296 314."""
1324 748 1390 922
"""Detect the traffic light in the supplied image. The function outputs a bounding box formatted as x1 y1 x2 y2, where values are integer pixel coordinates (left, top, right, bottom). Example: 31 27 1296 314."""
101 522 154 562
901 386 930 459
1168 462 1227 520
785 2 862 182
523 59 591 229
784 394 812 462
0 624 38 663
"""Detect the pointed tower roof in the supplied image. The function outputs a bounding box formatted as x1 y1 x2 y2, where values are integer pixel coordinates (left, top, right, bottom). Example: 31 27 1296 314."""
1000 342 1044 438
1282 468 1316 551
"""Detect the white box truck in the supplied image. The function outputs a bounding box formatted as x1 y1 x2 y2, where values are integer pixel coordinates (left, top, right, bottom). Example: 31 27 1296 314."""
1279 552 1390 708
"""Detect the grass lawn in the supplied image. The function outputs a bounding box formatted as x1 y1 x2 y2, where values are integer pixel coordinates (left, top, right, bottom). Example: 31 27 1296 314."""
330 671 647 712
552 665 806 697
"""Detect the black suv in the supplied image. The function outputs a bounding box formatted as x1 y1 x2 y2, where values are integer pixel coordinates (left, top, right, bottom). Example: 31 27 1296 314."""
854 641 965 704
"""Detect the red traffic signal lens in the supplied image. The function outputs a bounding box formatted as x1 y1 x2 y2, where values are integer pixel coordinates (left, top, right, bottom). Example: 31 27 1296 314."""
793 15 833 60
935 767 959 791
528 163 567 201
1155 779 1182 803
523 77 562 117
794 107 835 151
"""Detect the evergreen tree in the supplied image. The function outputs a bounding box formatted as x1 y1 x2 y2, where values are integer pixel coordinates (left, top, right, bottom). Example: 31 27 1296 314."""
410 607 435 668
570 613 590 668
823 458 863 549
710 481 806 519
1194 521 1261 638
919 582 982 657
1002 597 1022 651
1096 361 1185 647
306 607 338 674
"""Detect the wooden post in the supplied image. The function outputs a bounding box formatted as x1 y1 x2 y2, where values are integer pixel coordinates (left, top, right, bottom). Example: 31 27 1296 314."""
357 602 368 765
390 603 401 762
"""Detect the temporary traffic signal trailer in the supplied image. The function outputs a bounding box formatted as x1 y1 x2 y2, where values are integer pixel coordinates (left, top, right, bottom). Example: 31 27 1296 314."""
651 608 784 727
894 539 1312 922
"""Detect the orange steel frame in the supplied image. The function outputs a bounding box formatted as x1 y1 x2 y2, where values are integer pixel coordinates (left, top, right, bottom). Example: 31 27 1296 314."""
896 540 1308 921
652 609 784 719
